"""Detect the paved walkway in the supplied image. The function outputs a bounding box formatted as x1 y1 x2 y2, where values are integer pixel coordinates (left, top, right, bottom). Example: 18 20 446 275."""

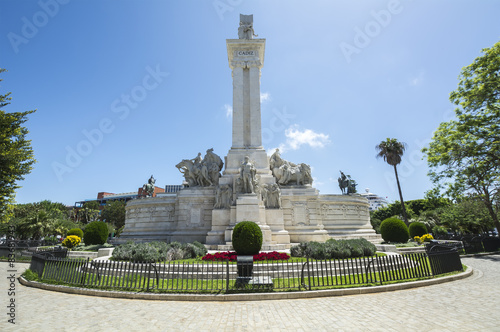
1 255 499 331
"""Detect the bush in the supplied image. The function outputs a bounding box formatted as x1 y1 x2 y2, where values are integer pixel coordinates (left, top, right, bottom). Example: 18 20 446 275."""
409 222 427 238
111 241 206 262
370 217 382 234
432 225 448 237
304 241 327 259
232 221 263 255
67 228 84 239
380 217 409 243
43 236 59 245
325 239 351 259
62 235 81 249
348 238 376 257
84 221 109 245
181 243 207 259
291 238 377 259
290 242 307 257
192 241 208 256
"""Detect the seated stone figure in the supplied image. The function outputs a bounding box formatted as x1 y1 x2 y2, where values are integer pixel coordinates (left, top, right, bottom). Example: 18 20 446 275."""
269 149 313 186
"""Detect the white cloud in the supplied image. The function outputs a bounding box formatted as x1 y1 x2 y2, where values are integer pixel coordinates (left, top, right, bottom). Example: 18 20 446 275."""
260 92 271 103
224 104 232 118
282 125 330 151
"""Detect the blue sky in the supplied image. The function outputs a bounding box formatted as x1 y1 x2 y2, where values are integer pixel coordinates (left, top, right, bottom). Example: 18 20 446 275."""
1 0 499 206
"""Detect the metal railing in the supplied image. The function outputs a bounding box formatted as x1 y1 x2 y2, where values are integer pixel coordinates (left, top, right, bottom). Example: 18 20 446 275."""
28 250 463 293
425 242 464 275
433 235 500 254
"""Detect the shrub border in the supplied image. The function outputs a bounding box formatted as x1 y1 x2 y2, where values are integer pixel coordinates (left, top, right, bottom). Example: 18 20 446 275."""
18 266 473 302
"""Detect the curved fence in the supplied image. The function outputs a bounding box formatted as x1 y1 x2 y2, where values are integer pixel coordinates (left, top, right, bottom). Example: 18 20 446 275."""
433 235 500 254
28 250 463 293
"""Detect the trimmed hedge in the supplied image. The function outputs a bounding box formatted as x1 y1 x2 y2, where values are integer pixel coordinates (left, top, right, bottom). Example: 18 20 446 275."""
232 221 263 255
83 221 109 245
111 241 207 263
290 238 377 259
409 222 428 238
380 217 409 243
67 228 84 239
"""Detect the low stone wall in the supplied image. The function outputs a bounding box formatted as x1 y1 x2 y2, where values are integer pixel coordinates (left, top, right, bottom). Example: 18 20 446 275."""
120 188 382 247
67 251 98 259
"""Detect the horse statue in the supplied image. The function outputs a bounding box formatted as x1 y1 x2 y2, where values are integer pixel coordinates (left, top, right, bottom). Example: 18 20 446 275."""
338 171 349 194
175 159 211 187
142 175 156 197
338 170 357 194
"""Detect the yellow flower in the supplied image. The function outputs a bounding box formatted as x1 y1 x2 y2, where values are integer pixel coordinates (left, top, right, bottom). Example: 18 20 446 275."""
62 235 81 249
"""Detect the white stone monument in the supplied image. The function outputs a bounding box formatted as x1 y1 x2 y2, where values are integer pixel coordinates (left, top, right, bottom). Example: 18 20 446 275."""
119 15 381 248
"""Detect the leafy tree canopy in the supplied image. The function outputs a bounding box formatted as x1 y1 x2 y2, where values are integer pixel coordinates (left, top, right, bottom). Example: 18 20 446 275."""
3 200 77 239
423 40 500 231
0 68 36 223
101 200 126 229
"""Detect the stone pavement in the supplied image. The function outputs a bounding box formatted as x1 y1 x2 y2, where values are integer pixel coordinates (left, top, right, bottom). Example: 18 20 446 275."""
1 255 499 332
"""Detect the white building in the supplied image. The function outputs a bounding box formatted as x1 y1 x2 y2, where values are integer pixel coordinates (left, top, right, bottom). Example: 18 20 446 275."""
360 188 389 211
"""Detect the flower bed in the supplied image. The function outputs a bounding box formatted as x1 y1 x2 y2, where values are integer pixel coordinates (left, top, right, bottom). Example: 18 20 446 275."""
202 251 290 262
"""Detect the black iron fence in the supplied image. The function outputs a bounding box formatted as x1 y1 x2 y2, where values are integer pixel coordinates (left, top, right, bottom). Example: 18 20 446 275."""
28 250 463 293
425 242 464 275
29 248 69 276
433 235 500 254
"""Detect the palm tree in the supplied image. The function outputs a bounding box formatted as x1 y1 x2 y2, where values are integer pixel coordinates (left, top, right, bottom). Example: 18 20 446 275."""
376 138 409 225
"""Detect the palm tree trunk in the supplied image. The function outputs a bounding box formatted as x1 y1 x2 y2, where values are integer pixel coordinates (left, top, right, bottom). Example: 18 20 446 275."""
393 165 409 226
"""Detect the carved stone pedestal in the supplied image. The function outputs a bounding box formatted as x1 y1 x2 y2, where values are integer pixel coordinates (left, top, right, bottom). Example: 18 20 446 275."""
225 194 272 245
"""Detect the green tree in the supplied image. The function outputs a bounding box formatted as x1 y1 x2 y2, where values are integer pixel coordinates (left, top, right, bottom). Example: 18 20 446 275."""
8 201 74 239
376 138 409 225
423 40 500 232
439 196 495 234
77 201 100 224
101 200 126 228
83 201 99 210
0 68 36 223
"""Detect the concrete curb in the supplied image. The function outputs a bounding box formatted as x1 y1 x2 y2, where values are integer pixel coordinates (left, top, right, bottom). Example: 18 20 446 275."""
18 266 473 302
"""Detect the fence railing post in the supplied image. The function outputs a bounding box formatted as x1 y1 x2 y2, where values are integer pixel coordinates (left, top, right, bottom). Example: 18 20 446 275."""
300 258 311 291
226 260 229 292
80 257 89 286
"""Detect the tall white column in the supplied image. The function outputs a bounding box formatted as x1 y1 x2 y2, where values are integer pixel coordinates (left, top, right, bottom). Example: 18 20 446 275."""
232 66 244 148
249 65 262 147
224 39 270 175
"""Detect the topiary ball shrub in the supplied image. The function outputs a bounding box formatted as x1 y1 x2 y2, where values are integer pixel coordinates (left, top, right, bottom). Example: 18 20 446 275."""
67 228 84 239
409 222 428 238
84 221 109 245
232 221 263 255
380 217 409 243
